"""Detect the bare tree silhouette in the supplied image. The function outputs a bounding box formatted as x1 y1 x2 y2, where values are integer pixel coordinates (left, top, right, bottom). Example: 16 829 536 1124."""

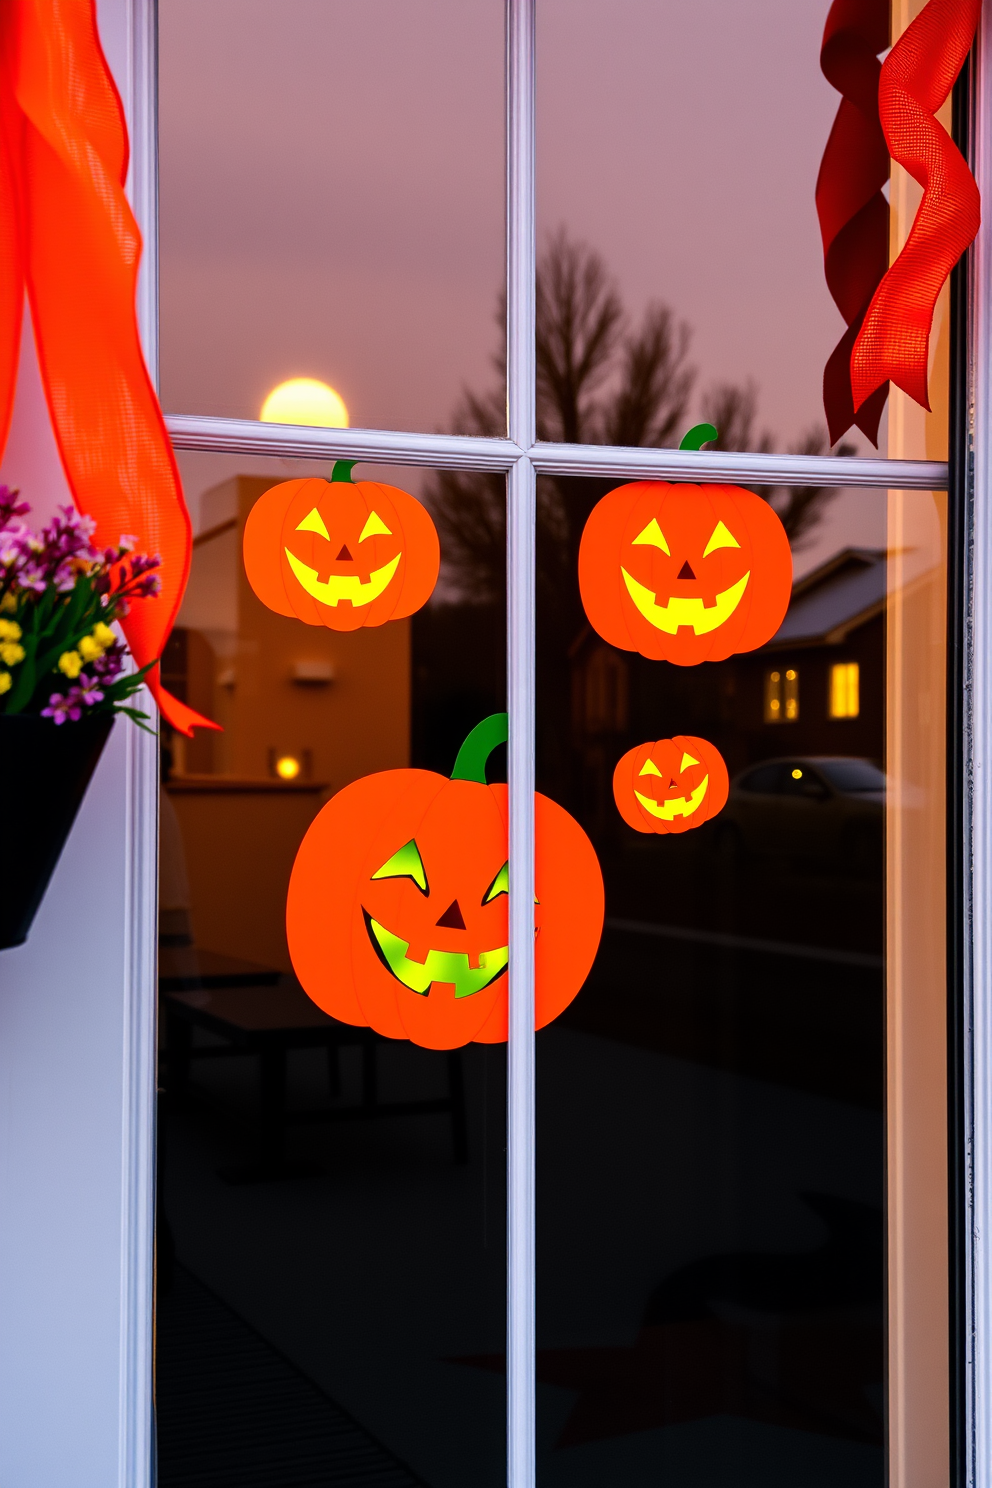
418 231 857 798
425 230 846 612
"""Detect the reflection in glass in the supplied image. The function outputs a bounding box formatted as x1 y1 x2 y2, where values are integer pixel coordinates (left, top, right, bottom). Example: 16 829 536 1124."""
158 0 504 435
155 456 507 1488
532 473 888 1485
537 0 949 463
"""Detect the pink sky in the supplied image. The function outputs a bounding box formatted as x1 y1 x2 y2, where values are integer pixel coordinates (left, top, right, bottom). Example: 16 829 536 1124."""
160 0 888 567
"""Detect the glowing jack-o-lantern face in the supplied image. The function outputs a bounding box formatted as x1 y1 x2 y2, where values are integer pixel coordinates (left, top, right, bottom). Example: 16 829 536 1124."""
243 463 440 631
578 482 792 664
613 735 729 835
287 715 604 1050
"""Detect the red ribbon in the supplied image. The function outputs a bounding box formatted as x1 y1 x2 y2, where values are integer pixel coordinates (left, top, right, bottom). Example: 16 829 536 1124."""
0 0 216 736
851 0 980 416
816 0 892 447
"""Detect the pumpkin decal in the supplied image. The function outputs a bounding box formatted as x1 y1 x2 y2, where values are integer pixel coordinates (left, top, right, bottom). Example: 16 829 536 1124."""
243 461 439 631
578 480 792 665
613 735 729 835
286 714 604 1050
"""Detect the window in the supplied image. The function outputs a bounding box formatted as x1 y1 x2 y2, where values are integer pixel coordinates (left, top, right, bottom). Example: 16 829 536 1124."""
153 4 959 1485
765 665 799 723
830 661 860 718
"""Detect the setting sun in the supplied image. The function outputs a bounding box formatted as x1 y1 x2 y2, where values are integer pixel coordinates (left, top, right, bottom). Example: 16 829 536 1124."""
260 377 349 428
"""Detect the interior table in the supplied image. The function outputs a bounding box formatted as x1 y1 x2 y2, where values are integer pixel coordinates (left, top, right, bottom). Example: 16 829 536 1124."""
160 949 469 1178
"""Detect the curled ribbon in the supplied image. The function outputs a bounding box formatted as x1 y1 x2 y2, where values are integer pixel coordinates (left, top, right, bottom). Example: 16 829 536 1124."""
851 0 981 416
0 0 216 736
816 0 891 447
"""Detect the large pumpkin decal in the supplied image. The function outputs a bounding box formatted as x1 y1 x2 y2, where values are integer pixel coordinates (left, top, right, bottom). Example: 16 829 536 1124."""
287 715 604 1050
578 481 792 665
613 735 729 835
243 462 439 630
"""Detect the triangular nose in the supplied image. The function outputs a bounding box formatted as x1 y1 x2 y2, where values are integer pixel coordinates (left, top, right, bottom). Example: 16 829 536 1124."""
337 544 353 561
436 899 466 930
677 560 696 580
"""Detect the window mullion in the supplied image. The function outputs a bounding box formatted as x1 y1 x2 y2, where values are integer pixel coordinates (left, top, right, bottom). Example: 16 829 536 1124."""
505 1 537 1486
163 415 947 492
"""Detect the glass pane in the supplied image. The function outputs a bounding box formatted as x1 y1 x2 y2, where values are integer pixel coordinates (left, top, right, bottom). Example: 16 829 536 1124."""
155 453 507 1487
536 0 950 462
529 462 947 1484
158 0 505 435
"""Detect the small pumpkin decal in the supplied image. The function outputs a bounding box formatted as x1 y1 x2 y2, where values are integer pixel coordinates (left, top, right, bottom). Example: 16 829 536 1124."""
243 462 439 631
613 735 729 835
578 480 792 665
286 715 604 1050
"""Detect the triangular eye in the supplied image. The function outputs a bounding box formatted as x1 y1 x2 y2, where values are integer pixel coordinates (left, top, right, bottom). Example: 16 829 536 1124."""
703 519 740 557
483 861 509 903
296 507 330 539
679 751 699 772
371 839 429 895
639 758 663 778
359 510 392 542
632 518 670 554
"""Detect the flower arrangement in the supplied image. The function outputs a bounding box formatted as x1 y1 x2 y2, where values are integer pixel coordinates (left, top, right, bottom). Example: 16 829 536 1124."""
0 487 161 726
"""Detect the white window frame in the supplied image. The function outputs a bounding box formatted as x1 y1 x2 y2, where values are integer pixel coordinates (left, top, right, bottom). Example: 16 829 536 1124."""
133 2 992 1485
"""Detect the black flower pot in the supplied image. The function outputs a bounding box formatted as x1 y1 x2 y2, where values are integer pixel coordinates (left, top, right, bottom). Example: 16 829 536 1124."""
0 712 114 949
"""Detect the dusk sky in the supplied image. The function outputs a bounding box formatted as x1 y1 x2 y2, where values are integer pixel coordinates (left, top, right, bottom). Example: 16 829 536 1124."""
158 0 889 567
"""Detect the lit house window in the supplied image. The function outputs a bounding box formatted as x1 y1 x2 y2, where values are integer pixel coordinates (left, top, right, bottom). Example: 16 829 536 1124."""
829 662 860 719
765 667 799 723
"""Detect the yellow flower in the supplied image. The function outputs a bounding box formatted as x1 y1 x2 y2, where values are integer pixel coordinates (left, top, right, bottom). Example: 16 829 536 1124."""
0 671 10 694
0 642 24 666
78 635 102 661
58 650 83 679
0 593 14 613
0 618 21 641
92 622 115 648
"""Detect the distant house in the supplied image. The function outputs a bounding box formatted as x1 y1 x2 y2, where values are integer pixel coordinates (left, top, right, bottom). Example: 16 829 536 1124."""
726 545 887 764
568 548 888 830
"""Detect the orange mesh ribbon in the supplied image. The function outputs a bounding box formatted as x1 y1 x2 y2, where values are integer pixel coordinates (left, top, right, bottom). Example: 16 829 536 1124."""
816 0 891 446
851 0 980 416
0 0 216 736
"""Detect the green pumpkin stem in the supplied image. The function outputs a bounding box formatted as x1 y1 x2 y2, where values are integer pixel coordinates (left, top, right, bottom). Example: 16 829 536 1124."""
450 712 508 783
679 423 718 452
331 460 357 483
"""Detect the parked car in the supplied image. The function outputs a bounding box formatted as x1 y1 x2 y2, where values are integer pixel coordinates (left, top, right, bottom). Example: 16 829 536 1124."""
716 756 885 875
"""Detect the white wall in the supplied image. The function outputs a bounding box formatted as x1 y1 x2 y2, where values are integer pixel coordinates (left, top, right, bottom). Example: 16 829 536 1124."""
0 2 157 1482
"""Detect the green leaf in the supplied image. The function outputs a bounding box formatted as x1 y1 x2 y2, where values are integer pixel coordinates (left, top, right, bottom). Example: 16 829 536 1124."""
116 706 154 733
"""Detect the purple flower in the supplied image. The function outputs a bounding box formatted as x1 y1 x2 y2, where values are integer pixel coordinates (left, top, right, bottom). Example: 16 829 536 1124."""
41 692 83 725
75 674 105 707
40 676 105 722
0 486 30 531
90 642 126 683
0 498 161 729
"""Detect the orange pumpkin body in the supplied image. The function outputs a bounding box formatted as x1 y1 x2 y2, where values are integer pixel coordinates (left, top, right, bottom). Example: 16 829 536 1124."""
243 470 439 631
613 734 729 835
286 716 604 1050
578 481 792 665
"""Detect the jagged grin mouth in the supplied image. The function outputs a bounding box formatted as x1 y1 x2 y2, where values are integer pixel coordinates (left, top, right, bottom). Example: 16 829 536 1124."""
363 909 508 999
620 568 750 635
635 776 709 820
284 550 401 607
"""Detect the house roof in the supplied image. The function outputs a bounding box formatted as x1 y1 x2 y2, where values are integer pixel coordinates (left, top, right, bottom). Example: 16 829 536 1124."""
766 547 887 649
